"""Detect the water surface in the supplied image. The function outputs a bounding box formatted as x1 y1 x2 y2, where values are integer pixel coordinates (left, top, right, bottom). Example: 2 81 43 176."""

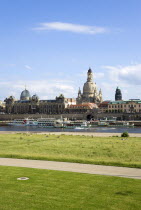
0 125 141 133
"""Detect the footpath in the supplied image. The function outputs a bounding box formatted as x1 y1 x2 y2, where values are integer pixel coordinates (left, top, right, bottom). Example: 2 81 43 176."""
0 158 141 179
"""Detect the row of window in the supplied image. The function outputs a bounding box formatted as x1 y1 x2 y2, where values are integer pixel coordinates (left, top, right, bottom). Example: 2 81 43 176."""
107 109 141 113
108 104 141 108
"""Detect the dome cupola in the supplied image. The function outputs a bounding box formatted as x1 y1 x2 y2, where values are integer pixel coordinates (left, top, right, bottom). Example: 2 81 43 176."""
88 68 92 73
32 94 39 102
20 89 31 101
87 68 93 82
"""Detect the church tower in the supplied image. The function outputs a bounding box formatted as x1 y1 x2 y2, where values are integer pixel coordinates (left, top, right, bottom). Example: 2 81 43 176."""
115 87 122 101
76 68 103 104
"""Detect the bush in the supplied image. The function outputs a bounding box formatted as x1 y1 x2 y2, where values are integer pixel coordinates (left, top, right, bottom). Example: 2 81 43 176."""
121 131 129 137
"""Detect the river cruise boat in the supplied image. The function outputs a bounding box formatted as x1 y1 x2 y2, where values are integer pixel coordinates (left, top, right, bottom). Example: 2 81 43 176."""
64 120 90 129
89 120 134 127
108 121 134 127
54 119 64 128
8 118 38 126
89 120 109 127
54 119 89 128
37 118 56 127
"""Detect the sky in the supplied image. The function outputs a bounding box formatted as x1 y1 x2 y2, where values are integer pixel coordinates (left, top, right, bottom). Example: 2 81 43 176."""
0 0 141 101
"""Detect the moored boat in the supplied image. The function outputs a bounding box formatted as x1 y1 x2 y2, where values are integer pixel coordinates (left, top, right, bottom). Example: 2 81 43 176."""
8 118 38 126
37 118 55 127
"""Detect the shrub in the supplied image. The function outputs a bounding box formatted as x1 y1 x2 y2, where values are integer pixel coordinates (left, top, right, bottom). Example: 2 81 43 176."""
121 131 129 137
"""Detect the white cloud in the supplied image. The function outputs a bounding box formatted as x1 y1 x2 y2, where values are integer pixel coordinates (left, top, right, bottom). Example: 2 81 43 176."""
103 64 141 85
95 72 105 79
25 65 32 70
33 22 108 34
0 79 76 101
100 64 141 100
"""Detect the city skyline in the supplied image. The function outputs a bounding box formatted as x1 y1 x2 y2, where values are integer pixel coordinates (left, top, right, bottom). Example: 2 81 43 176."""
0 0 141 101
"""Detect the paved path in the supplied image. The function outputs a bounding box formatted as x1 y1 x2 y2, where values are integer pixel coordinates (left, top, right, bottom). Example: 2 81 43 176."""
0 158 141 179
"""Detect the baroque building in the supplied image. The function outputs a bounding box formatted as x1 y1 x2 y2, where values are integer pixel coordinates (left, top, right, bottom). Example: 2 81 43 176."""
4 89 71 114
4 68 102 116
99 99 141 113
76 68 103 104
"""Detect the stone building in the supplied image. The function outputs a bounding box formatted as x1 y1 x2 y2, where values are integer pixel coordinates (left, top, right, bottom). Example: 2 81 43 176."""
4 89 39 114
4 89 71 115
99 99 141 113
98 101 111 113
39 94 67 114
65 103 98 114
76 68 103 104
0 100 5 113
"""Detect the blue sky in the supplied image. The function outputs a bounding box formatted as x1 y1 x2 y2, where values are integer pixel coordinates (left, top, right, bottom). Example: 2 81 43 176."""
0 0 141 101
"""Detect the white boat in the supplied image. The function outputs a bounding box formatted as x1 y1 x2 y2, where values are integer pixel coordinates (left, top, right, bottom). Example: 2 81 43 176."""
37 118 56 127
98 121 109 126
24 119 38 126
109 121 134 127
54 119 90 129
74 127 84 130
8 118 38 126
54 119 64 128
8 119 25 126
64 120 90 129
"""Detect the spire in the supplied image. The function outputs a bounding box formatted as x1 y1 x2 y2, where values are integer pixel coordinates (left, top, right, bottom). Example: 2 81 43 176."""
78 87 81 98
78 87 81 94
25 84 28 90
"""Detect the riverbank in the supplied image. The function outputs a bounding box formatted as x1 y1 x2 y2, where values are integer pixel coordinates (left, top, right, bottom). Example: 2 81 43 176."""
0 130 141 137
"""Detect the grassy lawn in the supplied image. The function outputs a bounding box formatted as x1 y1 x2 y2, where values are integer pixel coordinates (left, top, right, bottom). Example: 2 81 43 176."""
0 134 141 168
0 166 141 210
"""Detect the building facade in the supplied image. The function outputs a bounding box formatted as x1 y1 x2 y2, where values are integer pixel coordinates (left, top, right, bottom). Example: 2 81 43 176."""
4 89 75 115
0 100 5 113
65 103 98 114
99 99 141 113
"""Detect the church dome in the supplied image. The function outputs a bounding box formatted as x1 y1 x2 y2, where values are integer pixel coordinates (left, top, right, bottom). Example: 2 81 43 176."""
20 89 31 101
83 82 95 94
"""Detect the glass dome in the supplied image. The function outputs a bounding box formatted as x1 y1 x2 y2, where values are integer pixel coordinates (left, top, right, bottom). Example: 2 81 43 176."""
20 89 31 101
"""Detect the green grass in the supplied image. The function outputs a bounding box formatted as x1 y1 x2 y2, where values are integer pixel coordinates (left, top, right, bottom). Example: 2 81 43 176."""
0 166 141 210
0 134 141 168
